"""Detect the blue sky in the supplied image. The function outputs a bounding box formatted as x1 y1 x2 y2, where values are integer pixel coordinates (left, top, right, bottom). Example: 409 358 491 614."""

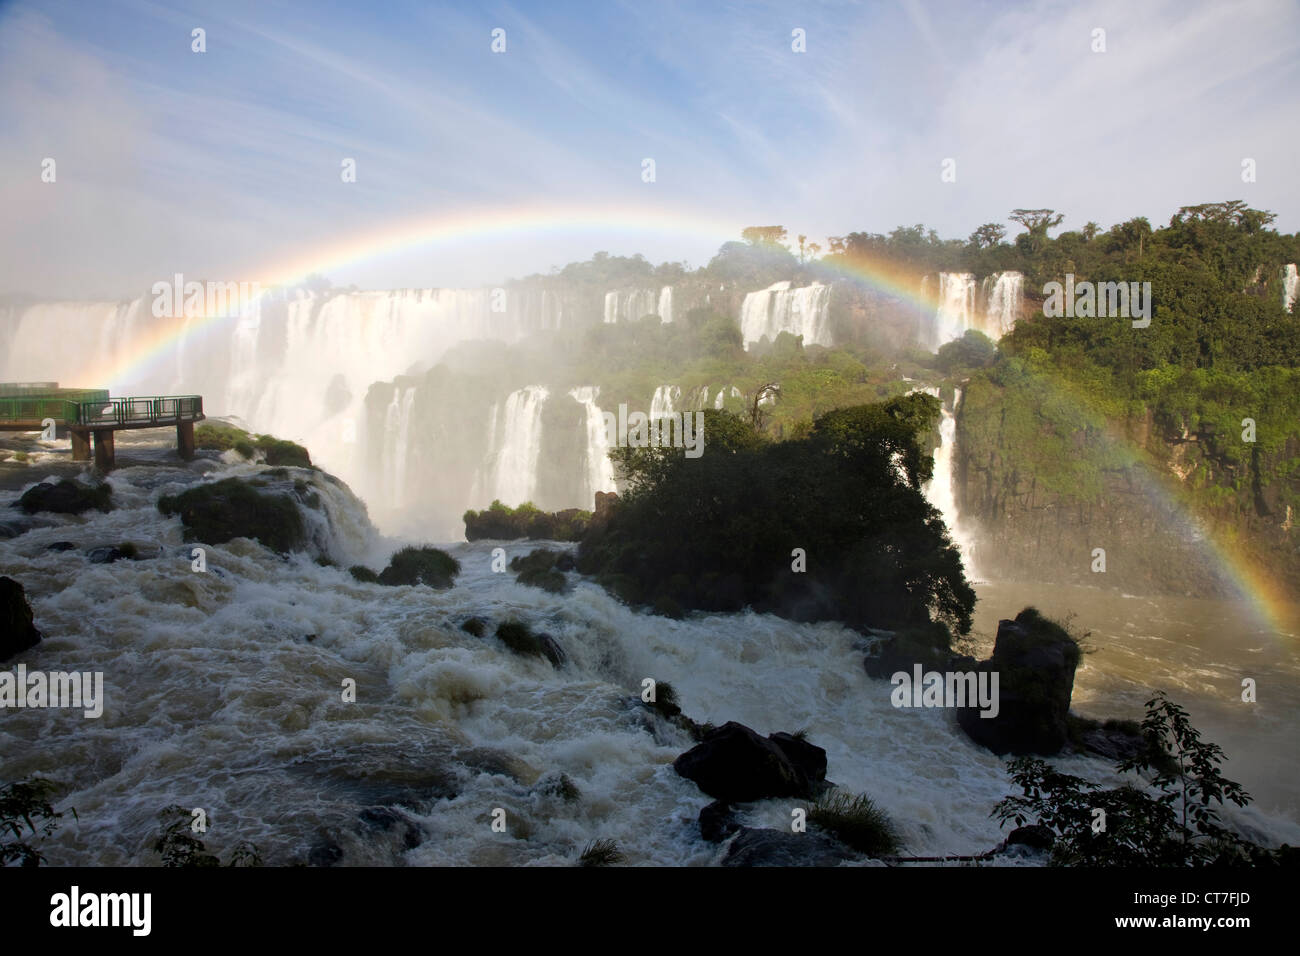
2 0 1297 297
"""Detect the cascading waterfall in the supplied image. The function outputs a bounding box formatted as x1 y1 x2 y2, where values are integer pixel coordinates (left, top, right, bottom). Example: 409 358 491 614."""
473 385 549 507
0 287 566 502
1284 264 1298 314
650 385 679 419
739 281 832 349
658 285 674 324
603 288 662 323
569 386 616 505
981 271 1023 338
920 387 980 580
921 272 1023 349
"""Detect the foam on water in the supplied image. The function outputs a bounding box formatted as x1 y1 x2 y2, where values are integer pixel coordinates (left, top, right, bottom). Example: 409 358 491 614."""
2 451 1294 864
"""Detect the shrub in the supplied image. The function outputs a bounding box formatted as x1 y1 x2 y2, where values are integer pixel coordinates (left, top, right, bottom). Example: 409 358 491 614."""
1 778 72 866
809 791 901 856
377 546 460 588
349 565 379 583
577 839 625 867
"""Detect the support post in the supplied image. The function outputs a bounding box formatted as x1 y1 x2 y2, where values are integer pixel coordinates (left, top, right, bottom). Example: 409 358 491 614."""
177 420 195 460
71 427 91 461
92 429 115 471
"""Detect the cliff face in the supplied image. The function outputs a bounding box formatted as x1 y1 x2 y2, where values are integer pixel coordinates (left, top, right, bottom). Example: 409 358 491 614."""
955 380 1299 598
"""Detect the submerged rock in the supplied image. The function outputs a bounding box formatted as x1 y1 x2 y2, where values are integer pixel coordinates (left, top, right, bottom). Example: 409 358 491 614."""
699 801 741 843
673 721 827 802
494 620 565 667
720 827 852 867
14 479 113 515
0 576 42 662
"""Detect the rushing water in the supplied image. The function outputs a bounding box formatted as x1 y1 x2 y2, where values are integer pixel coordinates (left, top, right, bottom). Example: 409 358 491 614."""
2 432 1296 865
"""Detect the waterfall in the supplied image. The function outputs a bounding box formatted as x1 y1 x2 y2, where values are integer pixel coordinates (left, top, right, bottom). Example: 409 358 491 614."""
569 386 616 505
921 272 1022 349
658 286 674 324
981 271 1023 338
1284 264 1299 314
603 288 662 323
650 385 680 419
739 281 832 349
920 387 980 580
473 385 549 507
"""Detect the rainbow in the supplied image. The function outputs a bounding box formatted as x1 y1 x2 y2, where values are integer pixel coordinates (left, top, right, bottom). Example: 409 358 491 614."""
55 202 1297 634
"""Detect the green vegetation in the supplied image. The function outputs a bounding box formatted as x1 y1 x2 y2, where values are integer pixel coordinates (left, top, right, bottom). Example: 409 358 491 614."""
494 619 565 666
463 501 591 541
993 693 1285 866
809 791 901 856
509 548 568 592
577 838 626 866
158 477 307 553
348 565 379 583
579 394 974 637
195 422 312 467
376 546 460 588
1 777 72 866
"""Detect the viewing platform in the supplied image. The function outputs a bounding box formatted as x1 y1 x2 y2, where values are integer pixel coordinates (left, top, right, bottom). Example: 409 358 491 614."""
0 383 205 470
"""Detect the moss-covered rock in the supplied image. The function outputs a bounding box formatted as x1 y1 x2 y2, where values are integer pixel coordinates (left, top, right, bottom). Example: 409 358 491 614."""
194 423 311 467
14 479 112 515
377 546 459 588
463 501 591 541
509 549 568 592
157 477 306 554
494 620 565 666
348 565 379 583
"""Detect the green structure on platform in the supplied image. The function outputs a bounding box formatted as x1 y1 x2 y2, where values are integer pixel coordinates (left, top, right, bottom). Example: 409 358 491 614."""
0 382 204 470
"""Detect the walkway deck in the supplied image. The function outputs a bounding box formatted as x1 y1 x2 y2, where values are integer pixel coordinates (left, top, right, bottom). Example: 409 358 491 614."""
0 387 204 470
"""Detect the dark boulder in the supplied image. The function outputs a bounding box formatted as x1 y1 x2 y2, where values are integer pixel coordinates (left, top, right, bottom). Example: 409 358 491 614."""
720 827 851 867
14 479 112 515
699 801 741 843
0 576 42 662
673 722 826 802
494 620 565 667
157 477 306 553
1006 824 1055 852
956 608 1081 756
47 541 77 552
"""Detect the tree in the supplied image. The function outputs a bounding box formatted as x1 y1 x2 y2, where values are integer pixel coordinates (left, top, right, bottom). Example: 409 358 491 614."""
1081 221 1100 241
741 225 789 248
969 223 1007 249
993 693 1270 866
1009 208 1065 238
747 382 781 431
1 778 72 866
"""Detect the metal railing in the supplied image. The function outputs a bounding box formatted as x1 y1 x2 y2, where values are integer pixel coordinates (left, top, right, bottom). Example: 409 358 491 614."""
72 396 204 427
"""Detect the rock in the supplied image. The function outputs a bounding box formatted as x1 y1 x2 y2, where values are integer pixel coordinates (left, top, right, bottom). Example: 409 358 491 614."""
1006 824 1055 851
307 839 343 867
494 620 565 667
768 732 828 785
47 541 76 552
720 827 851 867
461 617 487 637
0 576 42 662
554 553 576 572
157 477 307 553
358 806 422 850
956 608 1081 756
377 546 459 588
1070 716 1146 762
673 721 826 802
87 546 129 564
14 479 113 515
699 801 741 843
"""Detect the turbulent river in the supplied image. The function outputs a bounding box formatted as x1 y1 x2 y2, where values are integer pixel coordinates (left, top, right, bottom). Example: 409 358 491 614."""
2 435 1296 865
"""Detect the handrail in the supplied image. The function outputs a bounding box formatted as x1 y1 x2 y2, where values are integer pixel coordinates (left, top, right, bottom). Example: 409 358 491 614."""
0 394 203 426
